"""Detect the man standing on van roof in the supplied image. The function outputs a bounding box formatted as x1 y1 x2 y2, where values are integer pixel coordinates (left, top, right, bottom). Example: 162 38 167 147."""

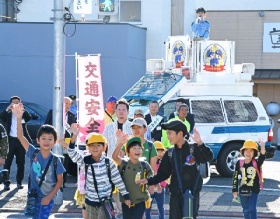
191 7 210 40
144 101 164 142
104 96 118 126
136 120 213 219
169 98 195 133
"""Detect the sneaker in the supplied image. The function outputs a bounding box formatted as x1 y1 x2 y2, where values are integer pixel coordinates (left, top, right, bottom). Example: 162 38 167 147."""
17 183 24 189
4 183 10 191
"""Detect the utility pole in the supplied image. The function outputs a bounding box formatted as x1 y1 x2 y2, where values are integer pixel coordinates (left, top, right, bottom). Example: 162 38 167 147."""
52 0 65 205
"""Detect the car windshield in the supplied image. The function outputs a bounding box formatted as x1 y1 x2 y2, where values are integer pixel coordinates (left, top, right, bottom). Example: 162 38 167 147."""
24 102 48 116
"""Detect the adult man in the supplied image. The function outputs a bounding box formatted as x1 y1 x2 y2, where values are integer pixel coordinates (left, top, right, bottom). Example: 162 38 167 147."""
45 97 76 187
102 98 132 218
163 104 191 148
104 96 118 126
0 96 32 190
137 120 213 219
69 95 77 118
191 7 210 40
133 108 151 140
169 98 195 133
144 101 164 142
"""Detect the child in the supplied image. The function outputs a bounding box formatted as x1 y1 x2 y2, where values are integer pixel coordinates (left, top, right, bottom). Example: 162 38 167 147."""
145 141 167 219
112 131 153 219
13 104 65 219
67 124 131 218
232 139 266 219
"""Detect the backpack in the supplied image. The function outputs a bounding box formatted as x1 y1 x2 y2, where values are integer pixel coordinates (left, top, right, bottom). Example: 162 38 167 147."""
239 158 263 190
31 149 63 192
84 156 115 196
147 141 153 163
119 160 148 192
167 144 210 179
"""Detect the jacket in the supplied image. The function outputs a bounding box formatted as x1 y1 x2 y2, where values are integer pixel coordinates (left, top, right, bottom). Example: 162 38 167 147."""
0 109 32 143
147 141 213 194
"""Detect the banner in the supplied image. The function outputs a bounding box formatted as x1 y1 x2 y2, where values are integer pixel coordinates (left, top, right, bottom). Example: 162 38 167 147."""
77 55 105 143
73 0 92 14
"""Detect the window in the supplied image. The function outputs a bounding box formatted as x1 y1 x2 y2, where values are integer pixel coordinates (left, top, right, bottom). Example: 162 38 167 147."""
224 100 258 123
191 100 224 123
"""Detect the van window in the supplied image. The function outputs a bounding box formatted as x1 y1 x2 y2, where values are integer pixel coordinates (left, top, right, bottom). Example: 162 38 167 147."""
191 100 224 123
224 100 258 122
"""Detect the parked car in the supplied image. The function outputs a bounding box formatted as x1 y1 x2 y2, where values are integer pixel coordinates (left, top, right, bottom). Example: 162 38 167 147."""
0 100 48 146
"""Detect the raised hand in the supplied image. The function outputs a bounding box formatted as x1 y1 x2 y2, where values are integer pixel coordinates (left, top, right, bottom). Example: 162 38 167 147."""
116 130 129 146
11 103 24 119
189 127 203 145
70 123 79 136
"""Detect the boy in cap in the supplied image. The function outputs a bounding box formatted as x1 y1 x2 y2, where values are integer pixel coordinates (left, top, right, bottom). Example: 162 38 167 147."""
113 135 153 219
120 118 157 174
191 7 210 40
68 124 131 218
136 120 213 219
104 96 118 126
232 139 266 219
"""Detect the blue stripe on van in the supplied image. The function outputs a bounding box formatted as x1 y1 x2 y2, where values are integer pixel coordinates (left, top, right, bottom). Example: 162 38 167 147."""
211 125 270 134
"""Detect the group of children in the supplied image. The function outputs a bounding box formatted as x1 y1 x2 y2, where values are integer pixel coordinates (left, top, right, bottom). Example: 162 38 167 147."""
11 103 266 219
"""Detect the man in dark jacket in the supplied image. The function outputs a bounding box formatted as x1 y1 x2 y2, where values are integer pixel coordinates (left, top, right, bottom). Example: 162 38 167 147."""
144 101 164 141
0 96 32 190
136 120 213 219
45 97 76 187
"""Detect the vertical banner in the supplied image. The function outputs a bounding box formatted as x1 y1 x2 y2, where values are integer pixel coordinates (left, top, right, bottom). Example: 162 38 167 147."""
77 55 105 143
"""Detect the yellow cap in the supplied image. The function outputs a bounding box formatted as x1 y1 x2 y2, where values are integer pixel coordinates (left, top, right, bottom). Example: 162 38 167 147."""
240 140 258 152
86 133 106 145
154 141 166 151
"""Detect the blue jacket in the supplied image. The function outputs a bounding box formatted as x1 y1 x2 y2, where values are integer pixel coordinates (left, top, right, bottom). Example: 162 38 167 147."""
191 20 210 40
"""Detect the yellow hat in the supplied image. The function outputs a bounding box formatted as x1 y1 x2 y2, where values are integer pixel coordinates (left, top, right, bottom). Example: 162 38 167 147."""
154 141 166 151
86 133 106 145
240 140 258 152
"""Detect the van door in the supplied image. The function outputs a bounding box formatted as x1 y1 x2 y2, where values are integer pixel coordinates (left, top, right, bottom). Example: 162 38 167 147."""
189 97 228 159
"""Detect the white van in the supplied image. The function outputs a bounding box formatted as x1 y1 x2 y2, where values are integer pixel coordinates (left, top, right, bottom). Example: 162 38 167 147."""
123 36 275 177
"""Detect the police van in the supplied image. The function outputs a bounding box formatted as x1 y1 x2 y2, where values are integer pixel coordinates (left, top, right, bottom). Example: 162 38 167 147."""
123 36 275 177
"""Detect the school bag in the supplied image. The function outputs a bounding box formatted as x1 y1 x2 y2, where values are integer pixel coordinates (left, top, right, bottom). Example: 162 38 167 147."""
239 158 263 190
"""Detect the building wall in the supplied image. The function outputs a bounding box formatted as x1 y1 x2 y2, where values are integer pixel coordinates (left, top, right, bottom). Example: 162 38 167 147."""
0 22 146 109
207 11 280 69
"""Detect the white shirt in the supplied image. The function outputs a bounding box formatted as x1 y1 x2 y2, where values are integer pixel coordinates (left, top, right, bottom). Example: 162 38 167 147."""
9 114 25 137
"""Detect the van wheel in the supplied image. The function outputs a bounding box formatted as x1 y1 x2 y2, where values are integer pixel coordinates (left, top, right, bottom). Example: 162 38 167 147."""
216 143 242 177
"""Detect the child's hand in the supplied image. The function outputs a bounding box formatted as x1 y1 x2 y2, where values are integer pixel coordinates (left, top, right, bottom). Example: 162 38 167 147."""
70 123 79 135
232 191 238 198
41 195 52 205
125 199 131 208
11 104 24 119
148 185 154 195
0 157 5 166
116 131 128 145
258 138 266 155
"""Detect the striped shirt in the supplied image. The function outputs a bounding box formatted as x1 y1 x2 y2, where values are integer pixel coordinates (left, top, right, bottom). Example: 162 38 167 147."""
68 146 129 205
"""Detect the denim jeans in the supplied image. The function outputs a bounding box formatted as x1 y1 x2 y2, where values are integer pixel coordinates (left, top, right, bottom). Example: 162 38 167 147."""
33 199 54 219
239 192 258 219
145 189 165 219
122 201 145 219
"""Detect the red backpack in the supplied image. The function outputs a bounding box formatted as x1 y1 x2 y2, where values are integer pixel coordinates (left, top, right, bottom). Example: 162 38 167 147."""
239 158 263 190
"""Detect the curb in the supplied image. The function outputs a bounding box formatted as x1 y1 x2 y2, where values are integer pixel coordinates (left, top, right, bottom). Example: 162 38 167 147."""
1 208 279 218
